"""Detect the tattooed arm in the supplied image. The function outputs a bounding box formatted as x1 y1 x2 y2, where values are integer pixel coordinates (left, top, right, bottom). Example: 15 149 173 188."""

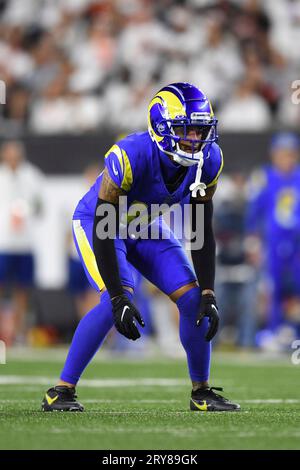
99 168 126 203
93 168 145 340
92 168 127 298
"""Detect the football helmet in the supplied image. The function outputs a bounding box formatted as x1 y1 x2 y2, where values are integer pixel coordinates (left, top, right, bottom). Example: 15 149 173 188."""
148 82 218 167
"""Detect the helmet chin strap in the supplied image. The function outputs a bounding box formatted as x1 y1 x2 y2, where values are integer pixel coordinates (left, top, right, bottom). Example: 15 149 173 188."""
172 153 198 166
160 145 207 198
171 148 207 198
189 156 207 198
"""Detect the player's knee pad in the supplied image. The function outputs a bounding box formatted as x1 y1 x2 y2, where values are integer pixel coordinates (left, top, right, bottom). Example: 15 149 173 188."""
176 286 201 320
177 286 209 346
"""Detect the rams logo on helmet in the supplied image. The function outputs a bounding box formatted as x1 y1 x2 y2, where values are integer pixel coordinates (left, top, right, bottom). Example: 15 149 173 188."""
148 82 218 166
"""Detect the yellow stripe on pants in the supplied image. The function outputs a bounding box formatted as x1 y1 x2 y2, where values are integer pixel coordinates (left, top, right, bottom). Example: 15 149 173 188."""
72 220 105 292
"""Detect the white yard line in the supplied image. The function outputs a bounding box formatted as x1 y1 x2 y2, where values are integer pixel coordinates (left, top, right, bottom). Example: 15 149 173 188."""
1 397 300 404
0 398 299 405
0 376 188 387
239 399 300 404
5 347 292 366
0 398 181 404
0 374 299 406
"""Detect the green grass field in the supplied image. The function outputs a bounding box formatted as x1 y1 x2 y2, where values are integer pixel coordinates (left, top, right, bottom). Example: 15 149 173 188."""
0 349 300 450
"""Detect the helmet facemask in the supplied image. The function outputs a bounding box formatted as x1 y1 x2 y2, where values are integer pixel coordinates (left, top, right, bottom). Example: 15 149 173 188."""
154 118 218 167
147 82 219 196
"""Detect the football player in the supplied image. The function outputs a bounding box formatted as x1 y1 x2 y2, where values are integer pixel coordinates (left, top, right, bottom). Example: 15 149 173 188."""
246 132 300 344
42 82 240 412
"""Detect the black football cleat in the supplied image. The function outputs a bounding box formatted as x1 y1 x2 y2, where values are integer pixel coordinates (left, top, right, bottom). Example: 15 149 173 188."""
190 386 240 412
42 386 84 412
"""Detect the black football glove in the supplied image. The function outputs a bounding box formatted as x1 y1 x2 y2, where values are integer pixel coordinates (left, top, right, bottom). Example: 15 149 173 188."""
196 293 219 342
111 294 145 340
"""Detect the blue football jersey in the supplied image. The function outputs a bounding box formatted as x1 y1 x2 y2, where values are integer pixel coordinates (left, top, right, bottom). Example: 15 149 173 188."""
246 165 300 256
73 131 223 222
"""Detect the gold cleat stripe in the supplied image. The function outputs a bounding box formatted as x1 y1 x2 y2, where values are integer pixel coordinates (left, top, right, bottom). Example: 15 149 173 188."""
191 399 208 411
45 393 59 406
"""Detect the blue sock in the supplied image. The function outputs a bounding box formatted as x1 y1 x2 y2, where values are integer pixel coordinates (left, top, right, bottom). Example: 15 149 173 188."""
176 287 211 383
60 290 133 385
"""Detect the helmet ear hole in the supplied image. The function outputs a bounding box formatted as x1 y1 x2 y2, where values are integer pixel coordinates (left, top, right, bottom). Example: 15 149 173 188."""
156 122 167 135
149 101 168 138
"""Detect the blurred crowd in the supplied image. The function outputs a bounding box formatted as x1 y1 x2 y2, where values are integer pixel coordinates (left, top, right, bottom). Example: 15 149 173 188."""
1 0 300 136
0 133 300 354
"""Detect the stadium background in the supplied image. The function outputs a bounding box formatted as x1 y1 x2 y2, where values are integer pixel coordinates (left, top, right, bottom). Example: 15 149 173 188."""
0 0 300 451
